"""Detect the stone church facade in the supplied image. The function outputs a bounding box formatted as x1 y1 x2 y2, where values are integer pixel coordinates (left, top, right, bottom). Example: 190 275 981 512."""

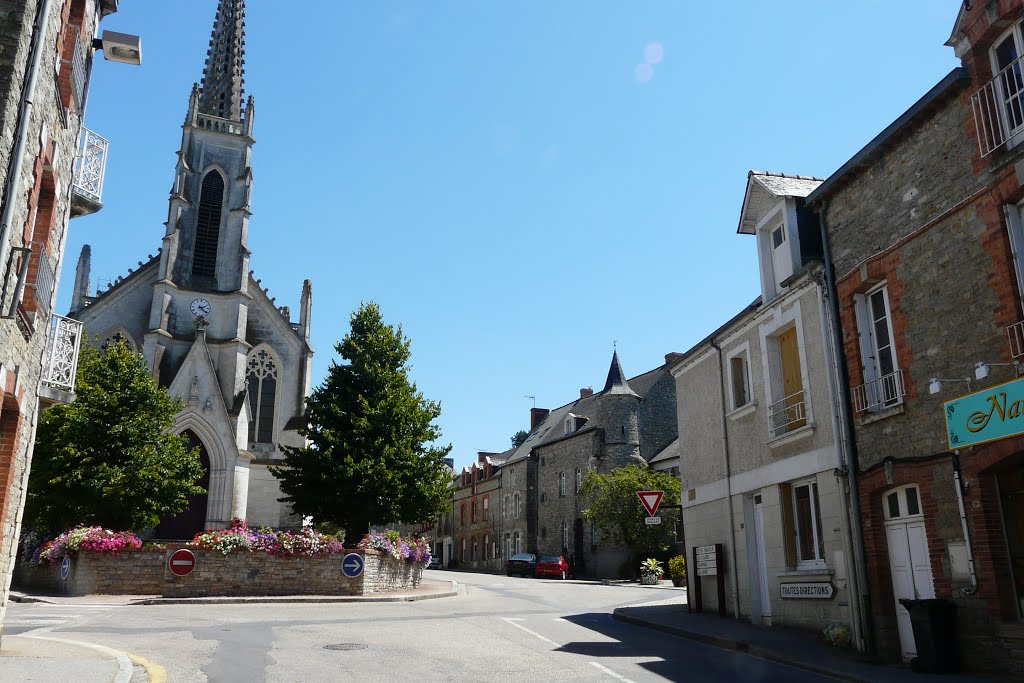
70 0 312 535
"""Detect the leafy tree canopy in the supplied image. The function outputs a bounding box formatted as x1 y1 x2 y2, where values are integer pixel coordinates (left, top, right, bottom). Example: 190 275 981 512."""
26 341 204 534
511 430 529 448
271 302 453 546
579 464 682 557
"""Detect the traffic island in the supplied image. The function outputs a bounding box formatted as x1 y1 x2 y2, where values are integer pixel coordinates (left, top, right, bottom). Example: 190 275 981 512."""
15 546 423 598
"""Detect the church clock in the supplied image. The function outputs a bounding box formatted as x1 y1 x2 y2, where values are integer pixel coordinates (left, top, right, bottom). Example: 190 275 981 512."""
190 297 211 319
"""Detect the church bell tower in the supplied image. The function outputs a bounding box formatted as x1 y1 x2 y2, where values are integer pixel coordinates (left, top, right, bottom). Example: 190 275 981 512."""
158 0 254 294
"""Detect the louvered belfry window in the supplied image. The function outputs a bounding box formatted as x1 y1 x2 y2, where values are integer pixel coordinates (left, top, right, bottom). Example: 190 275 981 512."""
192 171 225 280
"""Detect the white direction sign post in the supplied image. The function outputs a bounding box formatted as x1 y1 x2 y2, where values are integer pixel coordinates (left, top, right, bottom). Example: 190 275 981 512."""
695 544 718 577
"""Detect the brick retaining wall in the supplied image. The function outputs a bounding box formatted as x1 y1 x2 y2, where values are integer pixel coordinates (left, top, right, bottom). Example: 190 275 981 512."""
14 547 422 597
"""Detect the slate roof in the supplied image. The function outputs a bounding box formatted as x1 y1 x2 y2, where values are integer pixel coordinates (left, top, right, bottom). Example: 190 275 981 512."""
602 350 639 397
502 358 667 466
749 171 823 199
738 171 824 235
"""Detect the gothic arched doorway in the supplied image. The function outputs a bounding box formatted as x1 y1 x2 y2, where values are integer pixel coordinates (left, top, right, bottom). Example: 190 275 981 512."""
155 430 211 540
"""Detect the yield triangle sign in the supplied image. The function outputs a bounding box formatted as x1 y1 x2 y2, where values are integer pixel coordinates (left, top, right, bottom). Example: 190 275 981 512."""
637 490 664 516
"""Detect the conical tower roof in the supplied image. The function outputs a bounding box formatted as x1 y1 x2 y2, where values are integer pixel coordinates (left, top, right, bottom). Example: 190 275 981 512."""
199 0 246 120
602 350 639 398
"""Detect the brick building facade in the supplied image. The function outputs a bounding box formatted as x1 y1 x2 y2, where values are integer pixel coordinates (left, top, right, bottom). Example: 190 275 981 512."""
0 0 130 644
804 2 1024 672
452 452 505 571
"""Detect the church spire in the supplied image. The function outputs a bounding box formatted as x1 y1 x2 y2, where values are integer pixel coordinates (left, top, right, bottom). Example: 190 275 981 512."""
198 0 246 121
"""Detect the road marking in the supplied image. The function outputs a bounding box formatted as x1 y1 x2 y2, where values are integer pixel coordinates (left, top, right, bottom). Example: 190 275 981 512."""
500 617 559 646
590 661 637 683
15 634 143 683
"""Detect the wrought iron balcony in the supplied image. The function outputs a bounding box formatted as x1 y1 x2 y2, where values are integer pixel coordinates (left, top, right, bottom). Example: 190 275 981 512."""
71 128 108 217
1008 320 1024 359
40 314 83 393
852 369 906 414
970 53 1024 157
768 389 807 438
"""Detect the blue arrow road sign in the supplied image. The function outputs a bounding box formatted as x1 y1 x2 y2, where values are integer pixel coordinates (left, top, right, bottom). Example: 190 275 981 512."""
60 556 71 580
341 553 364 578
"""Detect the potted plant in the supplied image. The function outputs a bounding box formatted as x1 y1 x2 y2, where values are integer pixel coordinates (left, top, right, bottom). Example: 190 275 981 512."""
639 558 664 585
668 555 686 587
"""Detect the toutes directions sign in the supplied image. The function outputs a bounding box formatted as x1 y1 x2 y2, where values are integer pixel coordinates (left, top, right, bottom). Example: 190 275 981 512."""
780 582 835 599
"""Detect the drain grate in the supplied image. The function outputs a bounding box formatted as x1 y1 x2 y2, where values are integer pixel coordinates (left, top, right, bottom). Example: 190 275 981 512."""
324 643 368 651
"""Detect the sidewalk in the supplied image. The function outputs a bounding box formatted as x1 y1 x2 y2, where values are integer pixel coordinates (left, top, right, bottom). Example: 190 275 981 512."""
613 602 1006 683
1 633 134 682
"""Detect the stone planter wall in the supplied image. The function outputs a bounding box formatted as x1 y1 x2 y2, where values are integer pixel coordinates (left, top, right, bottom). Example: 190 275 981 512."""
13 548 165 595
13 547 424 598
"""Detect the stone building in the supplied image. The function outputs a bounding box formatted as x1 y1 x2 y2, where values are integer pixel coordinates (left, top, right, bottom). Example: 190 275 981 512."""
0 0 135 642
69 0 313 536
670 171 862 640
452 451 506 571
501 352 678 578
803 3 1024 672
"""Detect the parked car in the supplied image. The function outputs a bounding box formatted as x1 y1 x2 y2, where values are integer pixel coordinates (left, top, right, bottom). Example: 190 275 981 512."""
505 553 537 577
427 555 441 570
535 555 573 580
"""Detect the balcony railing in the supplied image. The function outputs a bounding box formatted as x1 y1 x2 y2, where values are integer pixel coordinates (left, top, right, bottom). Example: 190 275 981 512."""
196 112 245 136
768 389 807 438
71 127 108 215
970 53 1024 157
1009 320 1024 359
40 314 83 392
852 369 906 414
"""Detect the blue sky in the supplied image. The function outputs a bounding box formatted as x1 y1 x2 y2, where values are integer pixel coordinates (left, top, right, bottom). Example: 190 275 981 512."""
66 1 961 470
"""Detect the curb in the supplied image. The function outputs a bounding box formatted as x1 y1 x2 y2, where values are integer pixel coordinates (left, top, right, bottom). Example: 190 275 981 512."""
611 608 872 683
9 582 460 607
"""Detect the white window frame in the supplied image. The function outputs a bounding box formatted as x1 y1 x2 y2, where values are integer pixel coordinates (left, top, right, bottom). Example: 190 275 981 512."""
564 414 576 435
514 532 521 555
883 484 923 521
504 495 510 519
559 471 566 497
562 521 569 550
726 342 753 413
990 22 1024 151
575 468 582 493
514 493 521 518
505 534 511 560
1005 203 1024 316
461 538 466 563
790 477 826 570
853 283 902 412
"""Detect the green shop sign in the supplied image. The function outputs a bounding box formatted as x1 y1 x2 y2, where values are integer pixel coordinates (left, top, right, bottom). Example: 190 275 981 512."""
945 376 1024 448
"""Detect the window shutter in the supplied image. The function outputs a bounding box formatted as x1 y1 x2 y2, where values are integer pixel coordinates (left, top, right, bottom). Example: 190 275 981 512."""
779 483 797 567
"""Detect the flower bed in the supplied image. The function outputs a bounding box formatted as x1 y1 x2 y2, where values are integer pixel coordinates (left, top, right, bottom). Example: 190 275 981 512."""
188 518 346 557
357 530 431 565
37 525 144 564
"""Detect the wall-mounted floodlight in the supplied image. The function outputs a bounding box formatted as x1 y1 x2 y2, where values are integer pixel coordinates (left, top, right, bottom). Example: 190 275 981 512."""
92 30 142 66
974 361 1019 380
928 377 972 395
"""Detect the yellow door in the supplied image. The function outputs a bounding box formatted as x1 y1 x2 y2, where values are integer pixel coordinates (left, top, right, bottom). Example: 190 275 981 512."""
779 328 805 431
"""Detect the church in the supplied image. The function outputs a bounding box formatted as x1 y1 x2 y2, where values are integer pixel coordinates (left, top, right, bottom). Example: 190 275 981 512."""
68 0 311 537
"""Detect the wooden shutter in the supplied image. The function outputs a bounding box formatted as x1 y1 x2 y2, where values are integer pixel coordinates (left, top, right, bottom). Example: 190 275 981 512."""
779 483 798 567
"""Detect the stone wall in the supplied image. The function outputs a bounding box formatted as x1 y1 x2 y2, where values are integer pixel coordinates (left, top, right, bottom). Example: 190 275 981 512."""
14 548 165 595
13 547 423 598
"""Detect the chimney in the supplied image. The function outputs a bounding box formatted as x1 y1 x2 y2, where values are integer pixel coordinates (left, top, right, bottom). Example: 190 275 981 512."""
665 352 683 366
530 407 550 431
580 387 594 399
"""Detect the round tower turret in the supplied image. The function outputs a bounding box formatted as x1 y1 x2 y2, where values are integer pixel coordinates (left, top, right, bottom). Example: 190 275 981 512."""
594 351 643 471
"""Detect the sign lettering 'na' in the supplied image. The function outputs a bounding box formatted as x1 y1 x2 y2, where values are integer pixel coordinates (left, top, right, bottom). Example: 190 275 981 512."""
944 376 1024 449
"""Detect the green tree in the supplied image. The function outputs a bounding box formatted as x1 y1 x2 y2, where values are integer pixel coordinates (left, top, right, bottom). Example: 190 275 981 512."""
579 465 682 575
511 430 529 448
271 302 453 546
26 341 204 534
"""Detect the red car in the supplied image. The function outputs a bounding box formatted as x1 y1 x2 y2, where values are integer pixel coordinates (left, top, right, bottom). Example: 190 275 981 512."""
535 555 573 579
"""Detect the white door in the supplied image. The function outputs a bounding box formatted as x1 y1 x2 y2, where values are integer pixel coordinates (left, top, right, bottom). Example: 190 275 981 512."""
884 485 934 662
753 494 772 621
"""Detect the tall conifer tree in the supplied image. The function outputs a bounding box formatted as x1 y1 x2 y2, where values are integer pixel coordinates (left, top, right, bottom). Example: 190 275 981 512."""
273 302 452 545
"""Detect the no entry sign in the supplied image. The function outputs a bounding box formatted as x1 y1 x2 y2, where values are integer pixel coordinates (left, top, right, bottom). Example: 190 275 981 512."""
168 548 196 577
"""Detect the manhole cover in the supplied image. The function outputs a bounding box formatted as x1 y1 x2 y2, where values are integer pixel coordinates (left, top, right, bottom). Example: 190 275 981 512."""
324 643 368 651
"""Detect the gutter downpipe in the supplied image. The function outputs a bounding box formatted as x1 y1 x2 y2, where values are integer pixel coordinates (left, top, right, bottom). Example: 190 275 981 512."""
813 262 866 654
0 0 54 286
711 338 742 620
951 452 978 595
818 200 874 656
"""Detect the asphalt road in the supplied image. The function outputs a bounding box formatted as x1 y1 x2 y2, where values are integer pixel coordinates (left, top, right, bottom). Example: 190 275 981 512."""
3 570 842 682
